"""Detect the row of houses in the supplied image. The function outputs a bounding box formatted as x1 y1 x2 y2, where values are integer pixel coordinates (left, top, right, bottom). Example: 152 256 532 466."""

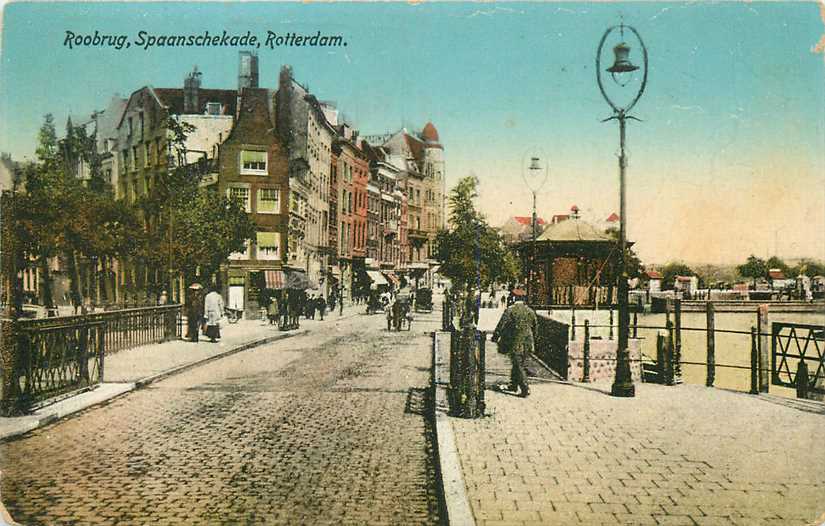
53 53 447 317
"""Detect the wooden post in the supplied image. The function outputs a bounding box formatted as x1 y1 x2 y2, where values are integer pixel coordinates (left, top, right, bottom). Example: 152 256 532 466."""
609 307 614 340
583 320 591 383
674 298 682 383
656 330 667 384
757 304 770 393
632 310 638 339
750 326 759 395
571 307 576 341
665 319 675 386
706 302 715 387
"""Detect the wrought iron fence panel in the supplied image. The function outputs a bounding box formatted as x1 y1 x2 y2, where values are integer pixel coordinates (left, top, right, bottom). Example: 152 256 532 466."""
14 321 105 408
771 322 825 393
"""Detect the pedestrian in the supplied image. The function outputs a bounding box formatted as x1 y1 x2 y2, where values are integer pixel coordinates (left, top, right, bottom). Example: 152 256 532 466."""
317 295 326 320
203 287 224 343
267 296 280 325
491 295 537 398
185 283 204 342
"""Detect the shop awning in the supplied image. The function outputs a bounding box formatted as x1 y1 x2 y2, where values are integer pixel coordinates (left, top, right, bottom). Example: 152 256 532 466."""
264 270 286 289
366 270 388 286
383 272 400 286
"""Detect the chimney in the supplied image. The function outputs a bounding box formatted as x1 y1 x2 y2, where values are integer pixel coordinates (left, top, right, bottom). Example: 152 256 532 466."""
238 51 259 91
183 66 202 114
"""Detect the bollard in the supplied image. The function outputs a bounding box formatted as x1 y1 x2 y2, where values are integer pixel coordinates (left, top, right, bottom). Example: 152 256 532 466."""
609 307 614 340
796 360 809 399
750 327 759 395
582 320 591 383
706 302 715 387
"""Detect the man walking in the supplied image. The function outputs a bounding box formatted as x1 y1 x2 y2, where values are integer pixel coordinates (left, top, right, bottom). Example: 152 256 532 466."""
203 287 224 343
491 296 537 398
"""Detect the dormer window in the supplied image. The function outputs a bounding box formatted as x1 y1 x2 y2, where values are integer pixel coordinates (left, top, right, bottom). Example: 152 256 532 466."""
240 150 267 175
206 102 222 116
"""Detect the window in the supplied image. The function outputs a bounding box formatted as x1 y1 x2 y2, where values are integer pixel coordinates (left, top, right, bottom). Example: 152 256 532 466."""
132 146 139 170
256 232 280 260
227 185 251 212
240 150 267 174
145 143 151 166
206 102 222 116
127 117 133 137
258 188 280 214
229 240 250 261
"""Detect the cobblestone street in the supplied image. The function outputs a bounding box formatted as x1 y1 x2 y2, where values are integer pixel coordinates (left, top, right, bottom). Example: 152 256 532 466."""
1 312 444 525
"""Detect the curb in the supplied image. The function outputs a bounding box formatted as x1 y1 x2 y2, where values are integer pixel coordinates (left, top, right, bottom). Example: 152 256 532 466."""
0 312 361 443
431 331 476 526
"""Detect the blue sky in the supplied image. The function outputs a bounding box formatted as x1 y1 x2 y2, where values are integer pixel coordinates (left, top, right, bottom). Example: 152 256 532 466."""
1 2 824 264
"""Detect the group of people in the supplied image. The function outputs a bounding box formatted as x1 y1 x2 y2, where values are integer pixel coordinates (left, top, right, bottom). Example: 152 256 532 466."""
184 285 226 344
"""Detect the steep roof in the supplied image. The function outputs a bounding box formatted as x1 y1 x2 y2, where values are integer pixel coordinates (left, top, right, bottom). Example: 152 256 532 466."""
536 218 612 242
513 216 546 226
422 121 439 142
606 212 620 222
153 88 238 116
768 270 786 280
645 270 662 280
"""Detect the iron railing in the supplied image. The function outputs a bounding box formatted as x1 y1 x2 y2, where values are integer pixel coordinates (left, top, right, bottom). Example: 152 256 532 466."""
17 304 182 355
772 322 825 394
6 320 105 413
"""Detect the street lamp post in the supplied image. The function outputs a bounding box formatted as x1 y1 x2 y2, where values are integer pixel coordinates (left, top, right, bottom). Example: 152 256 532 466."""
522 153 549 304
596 22 648 398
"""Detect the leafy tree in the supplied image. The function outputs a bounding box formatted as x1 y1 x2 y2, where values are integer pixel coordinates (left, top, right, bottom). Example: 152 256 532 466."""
791 259 825 278
737 255 767 286
661 262 695 290
765 256 789 275
606 227 643 279
435 176 519 321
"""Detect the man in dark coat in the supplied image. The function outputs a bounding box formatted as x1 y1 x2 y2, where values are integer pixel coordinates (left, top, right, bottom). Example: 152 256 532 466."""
317 295 326 320
185 284 204 342
492 297 537 397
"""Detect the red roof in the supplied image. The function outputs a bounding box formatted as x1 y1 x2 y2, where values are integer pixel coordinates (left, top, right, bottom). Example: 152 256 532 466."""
422 122 439 143
768 270 785 280
676 275 694 282
513 216 546 226
645 270 662 280
606 212 620 222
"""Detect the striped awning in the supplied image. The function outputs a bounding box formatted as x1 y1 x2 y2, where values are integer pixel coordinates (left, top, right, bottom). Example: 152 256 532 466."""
264 270 286 289
366 270 388 286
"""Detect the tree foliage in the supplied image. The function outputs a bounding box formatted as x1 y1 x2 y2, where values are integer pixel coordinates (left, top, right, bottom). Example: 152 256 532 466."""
435 176 519 297
737 255 767 284
661 261 695 290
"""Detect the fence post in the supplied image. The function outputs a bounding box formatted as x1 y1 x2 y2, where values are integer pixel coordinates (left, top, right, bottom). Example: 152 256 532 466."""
796 360 810 399
750 326 759 395
609 307 614 340
632 310 638 339
757 304 770 393
582 320 591 383
98 325 105 382
673 298 682 383
665 320 675 386
571 308 576 341
656 330 667 384
706 302 715 387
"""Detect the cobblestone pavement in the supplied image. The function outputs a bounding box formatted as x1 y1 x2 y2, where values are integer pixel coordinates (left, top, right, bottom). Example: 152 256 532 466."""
1 311 444 525
451 340 825 526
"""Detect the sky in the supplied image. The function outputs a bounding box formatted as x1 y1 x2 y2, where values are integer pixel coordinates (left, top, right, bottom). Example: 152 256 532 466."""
1 1 824 265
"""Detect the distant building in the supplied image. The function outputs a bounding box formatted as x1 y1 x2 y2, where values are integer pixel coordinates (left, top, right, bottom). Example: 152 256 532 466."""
767 268 794 290
500 216 547 245
673 275 699 297
643 269 662 293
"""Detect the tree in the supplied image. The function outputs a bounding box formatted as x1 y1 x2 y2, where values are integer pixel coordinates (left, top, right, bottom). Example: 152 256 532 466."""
661 262 695 290
606 227 643 279
435 175 517 418
737 255 767 286
791 259 825 278
765 256 789 275
435 176 519 309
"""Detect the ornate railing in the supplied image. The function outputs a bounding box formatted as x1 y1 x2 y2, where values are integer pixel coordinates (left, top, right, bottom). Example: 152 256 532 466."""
18 304 182 355
2 305 182 415
4 320 105 414
772 322 825 395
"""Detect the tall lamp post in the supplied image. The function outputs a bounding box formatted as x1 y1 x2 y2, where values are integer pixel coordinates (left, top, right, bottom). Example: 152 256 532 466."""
596 22 648 398
522 152 549 304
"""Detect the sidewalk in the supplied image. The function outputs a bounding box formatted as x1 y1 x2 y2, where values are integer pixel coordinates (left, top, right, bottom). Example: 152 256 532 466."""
435 333 825 526
0 304 361 441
